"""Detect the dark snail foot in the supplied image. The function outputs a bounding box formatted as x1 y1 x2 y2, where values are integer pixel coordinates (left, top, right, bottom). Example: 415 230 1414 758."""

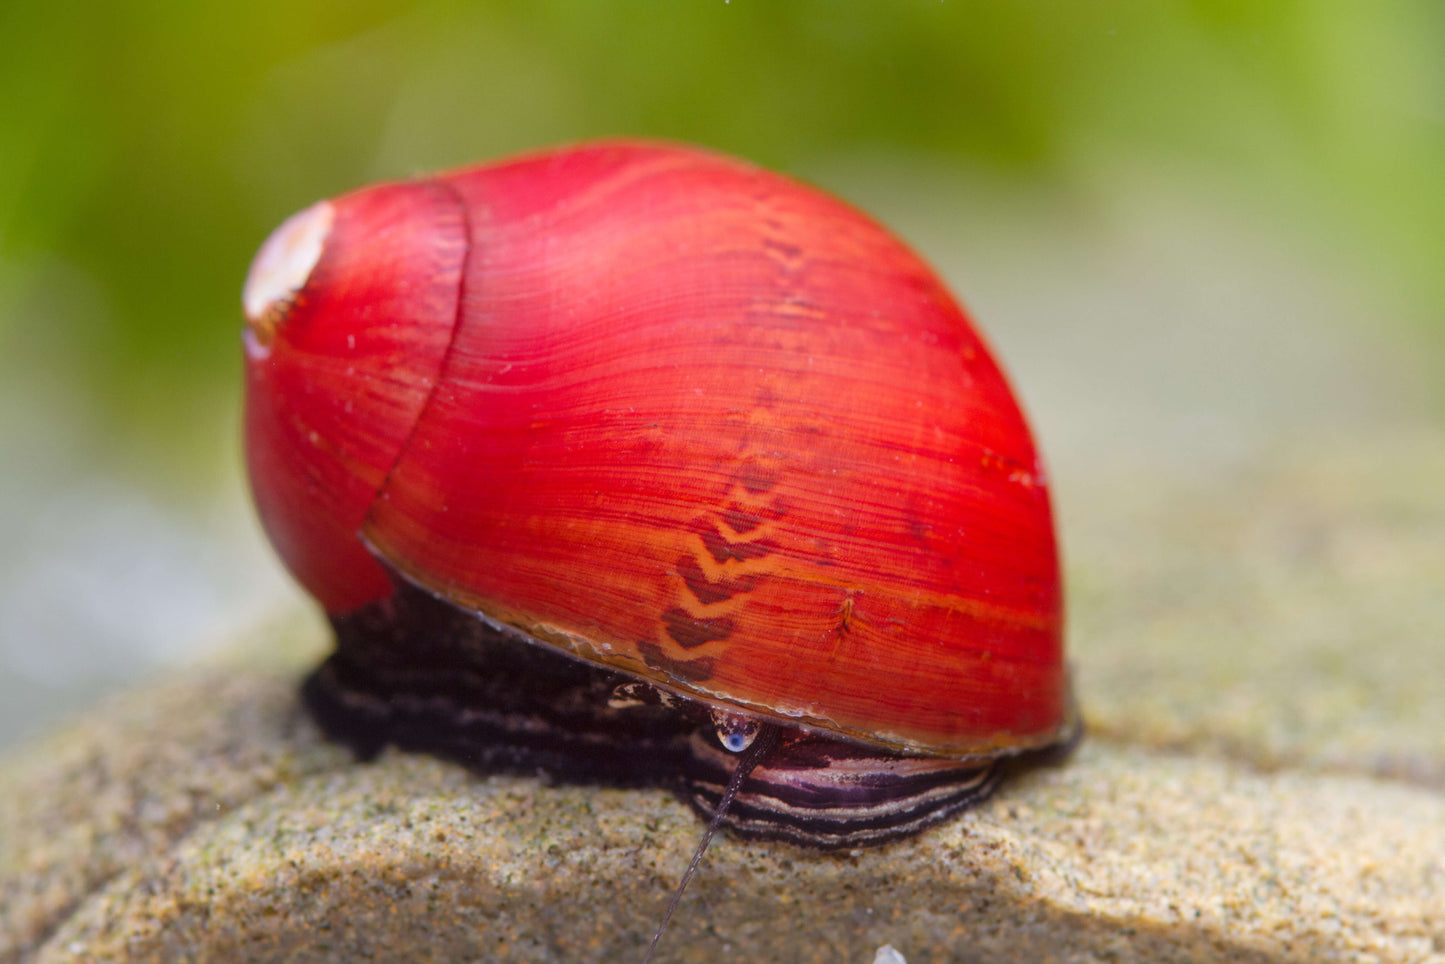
305 578 1072 849
307 581 695 786
682 732 1001 850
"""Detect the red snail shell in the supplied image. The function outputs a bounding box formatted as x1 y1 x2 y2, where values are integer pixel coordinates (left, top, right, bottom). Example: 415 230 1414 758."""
242 141 1076 851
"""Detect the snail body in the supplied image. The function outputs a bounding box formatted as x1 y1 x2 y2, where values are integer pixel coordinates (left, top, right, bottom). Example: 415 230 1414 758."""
243 141 1074 849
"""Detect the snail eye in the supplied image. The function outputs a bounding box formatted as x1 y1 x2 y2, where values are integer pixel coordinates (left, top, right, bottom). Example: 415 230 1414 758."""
242 200 334 351
711 710 762 754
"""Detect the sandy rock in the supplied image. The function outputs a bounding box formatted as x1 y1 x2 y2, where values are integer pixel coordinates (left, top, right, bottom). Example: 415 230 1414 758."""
2 663 1442 963
1067 429 1445 788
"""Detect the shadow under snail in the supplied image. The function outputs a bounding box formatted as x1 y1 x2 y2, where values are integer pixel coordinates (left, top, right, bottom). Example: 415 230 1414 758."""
241 139 1078 955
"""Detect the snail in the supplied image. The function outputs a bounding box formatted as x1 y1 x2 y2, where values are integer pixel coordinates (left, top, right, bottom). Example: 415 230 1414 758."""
242 140 1077 953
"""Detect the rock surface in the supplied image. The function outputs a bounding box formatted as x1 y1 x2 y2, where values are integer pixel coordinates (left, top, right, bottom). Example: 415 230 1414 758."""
3 428 1444 963
1071 430 1445 790
2 671 1442 963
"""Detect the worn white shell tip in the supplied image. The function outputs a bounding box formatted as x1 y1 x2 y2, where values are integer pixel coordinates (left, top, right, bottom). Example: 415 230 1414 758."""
243 200 334 323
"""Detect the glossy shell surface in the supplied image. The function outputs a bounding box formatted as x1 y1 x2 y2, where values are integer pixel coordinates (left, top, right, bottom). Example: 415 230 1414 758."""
244 141 1066 758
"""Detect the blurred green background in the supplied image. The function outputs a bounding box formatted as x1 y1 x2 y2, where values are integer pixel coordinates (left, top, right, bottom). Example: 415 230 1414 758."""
2 0 1442 747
